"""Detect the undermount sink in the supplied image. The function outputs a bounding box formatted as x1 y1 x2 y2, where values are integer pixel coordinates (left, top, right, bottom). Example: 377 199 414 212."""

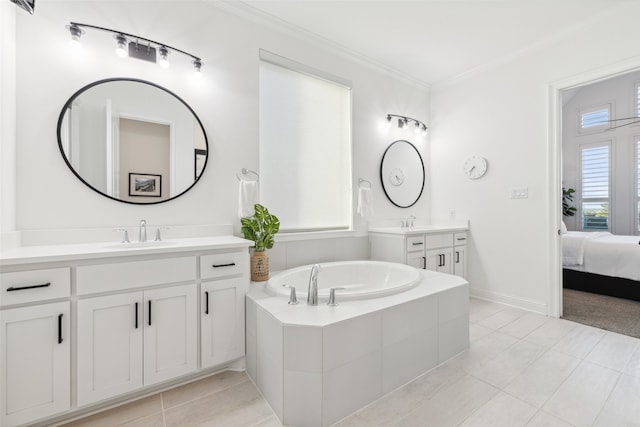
104 241 178 249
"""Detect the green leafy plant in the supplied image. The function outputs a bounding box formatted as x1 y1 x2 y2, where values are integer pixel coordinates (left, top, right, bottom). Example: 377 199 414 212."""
240 204 280 252
562 187 576 217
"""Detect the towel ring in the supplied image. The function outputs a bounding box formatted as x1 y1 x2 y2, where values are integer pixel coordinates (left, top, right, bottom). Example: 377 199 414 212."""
358 178 371 188
236 168 259 182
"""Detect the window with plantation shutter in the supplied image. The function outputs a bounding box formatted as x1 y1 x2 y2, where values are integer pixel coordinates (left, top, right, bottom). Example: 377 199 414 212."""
580 143 610 230
580 105 610 130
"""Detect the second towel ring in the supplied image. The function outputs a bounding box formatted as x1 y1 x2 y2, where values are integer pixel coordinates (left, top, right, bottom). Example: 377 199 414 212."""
236 168 259 182
358 178 371 188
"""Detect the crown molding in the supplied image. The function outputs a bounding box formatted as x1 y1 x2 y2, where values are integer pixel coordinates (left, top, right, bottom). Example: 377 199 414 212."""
208 0 430 91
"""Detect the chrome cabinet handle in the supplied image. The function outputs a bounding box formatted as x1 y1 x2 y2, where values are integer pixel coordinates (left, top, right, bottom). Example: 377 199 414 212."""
212 263 236 268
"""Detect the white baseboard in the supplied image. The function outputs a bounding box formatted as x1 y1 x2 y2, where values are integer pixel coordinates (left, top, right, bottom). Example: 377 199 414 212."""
470 287 548 315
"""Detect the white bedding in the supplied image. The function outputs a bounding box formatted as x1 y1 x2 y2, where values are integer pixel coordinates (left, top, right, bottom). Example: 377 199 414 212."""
562 231 640 281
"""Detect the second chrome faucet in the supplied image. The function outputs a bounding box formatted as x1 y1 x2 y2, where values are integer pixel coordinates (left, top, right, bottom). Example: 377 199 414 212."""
139 219 147 243
306 264 322 305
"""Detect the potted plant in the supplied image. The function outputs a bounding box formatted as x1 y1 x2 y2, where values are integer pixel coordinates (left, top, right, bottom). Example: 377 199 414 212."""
562 187 576 217
241 204 280 281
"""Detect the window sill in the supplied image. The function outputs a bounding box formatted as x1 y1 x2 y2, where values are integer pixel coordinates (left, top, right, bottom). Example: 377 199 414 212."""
274 229 368 243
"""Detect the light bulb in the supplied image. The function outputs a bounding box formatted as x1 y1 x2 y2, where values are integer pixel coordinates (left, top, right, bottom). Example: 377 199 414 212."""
68 24 83 49
115 34 128 58
158 46 170 68
386 114 393 128
192 58 203 73
402 118 409 130
421 125 428 136
414 121 421 134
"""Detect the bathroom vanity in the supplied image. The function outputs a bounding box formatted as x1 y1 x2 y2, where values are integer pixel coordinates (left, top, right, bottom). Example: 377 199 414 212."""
0 236 251 427
369 224 468 278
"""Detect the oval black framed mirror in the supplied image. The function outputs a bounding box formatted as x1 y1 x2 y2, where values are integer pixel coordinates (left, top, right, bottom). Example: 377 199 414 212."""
380 140 425 208
57 78 208 204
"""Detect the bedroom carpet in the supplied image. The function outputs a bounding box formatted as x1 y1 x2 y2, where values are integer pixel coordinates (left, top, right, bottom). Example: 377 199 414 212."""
563 288 640 338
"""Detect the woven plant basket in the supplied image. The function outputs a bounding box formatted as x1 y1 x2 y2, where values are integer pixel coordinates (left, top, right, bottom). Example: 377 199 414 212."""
251 250 270 281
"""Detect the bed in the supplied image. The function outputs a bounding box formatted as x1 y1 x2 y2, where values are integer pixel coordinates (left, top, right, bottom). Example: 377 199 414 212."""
562 231 640 301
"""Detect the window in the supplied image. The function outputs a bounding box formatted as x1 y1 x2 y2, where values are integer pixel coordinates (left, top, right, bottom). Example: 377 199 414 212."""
580 105 610 130
259 51 352 232
580 143 610 230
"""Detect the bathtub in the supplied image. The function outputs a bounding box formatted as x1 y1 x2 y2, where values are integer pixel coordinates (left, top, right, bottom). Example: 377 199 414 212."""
246 261 470 427
266 260 421 299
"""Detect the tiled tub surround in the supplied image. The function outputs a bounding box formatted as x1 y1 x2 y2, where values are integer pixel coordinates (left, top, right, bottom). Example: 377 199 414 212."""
0 234 252 427
246 268 469 427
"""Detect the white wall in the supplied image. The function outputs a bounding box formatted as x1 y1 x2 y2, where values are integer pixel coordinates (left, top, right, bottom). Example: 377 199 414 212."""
1 3 17 246
562 70 640 235
10 1 430 266
430 2 640 313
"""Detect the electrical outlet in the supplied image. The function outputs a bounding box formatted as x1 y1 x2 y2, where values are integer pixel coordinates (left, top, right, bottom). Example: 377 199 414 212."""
510 187 528 199
449 210 456 220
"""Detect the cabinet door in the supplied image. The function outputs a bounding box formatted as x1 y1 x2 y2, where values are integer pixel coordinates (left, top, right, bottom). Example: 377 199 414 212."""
144 284 197 385
454 246 466 278
77 292 143 406
201 279 245 368
1 301 70 426
425 248 453 274
407 252 426 269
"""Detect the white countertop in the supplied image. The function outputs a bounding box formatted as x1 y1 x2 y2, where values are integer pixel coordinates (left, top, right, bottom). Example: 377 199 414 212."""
248 268 468 327
0 236 253 267
368 224 468 235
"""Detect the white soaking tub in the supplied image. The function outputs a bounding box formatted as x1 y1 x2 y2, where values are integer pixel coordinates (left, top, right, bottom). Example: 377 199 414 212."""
266 260 421 300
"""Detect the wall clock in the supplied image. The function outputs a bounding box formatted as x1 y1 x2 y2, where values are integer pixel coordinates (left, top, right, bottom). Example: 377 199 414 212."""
463 156 488 180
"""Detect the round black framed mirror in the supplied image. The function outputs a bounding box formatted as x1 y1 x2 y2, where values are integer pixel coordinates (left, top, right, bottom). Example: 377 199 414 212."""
380 140 425 208
57 78 208 204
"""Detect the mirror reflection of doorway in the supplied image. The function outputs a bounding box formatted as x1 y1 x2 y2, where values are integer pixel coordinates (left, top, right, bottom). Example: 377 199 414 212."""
117 118 170 203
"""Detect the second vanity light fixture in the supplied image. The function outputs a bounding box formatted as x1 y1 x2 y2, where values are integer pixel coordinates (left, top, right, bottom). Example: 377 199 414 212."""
66 22 203 73
386 114 428 137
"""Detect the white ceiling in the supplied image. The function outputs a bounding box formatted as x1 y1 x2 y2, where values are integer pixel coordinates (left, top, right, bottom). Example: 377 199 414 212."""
236 0 629 86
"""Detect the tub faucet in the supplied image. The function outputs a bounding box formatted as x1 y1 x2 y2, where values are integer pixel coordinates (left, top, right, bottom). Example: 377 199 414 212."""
139 219 147 242
403 215 416 229
307 264 322 305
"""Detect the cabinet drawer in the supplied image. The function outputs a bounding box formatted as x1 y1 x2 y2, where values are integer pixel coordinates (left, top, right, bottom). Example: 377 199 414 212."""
406 236 425 252
454 232 468 246
1 268 70 306
424 233 453 250
201 252 248 279
77 257 196 296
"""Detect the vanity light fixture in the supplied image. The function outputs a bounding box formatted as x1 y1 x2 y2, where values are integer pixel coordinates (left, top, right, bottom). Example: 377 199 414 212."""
386 114 428 137
66 22 203 73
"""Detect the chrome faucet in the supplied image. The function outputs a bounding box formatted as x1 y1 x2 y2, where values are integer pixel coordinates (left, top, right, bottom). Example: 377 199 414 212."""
307 264 322 305
139 219 147 242
402 215 416 229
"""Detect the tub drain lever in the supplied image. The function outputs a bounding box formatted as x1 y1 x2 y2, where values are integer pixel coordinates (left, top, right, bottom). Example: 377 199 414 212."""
327 287 345 306
282 284 298 305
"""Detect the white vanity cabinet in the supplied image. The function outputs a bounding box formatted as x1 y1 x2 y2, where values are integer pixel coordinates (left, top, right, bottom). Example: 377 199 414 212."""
0 268 71 427
370 227 468 278
76 257 198 406
0 235 252 426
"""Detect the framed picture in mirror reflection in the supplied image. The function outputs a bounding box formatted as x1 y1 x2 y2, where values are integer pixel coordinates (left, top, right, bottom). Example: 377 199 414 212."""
129 173 162 197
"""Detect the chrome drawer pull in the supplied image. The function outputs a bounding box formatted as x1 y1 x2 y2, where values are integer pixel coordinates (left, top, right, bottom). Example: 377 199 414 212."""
212 262 236 268
6 282 51 292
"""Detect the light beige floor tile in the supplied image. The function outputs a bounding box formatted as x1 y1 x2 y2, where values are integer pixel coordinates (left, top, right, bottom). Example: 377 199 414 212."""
61 395 163 427
251 414 282 427
551 323 605 359
625 346 640 378
524 318 577 348
164 380 271 427
499 312 549 339
470 322 494 343
396 375 499 427
121 412 165 427
458 391 537 427
161 370 249 409
469 298 507 323
586 331 640 372
402 361 467 399
504 349 580 408
448 331 519 373
525 410 575 427
470 340 547 388
593 374 640 427
543 360 620 427
476 306 528 330
331 413 373 427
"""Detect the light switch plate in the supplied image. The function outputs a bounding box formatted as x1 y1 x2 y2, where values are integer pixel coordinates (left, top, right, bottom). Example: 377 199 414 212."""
511 187 528 199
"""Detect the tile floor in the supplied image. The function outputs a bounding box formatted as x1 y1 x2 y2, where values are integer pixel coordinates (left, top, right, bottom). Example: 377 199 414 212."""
61 297 640 427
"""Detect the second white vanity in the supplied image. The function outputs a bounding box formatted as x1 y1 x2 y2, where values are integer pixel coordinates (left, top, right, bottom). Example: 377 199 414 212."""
369 224 468 278
0 234 252 427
